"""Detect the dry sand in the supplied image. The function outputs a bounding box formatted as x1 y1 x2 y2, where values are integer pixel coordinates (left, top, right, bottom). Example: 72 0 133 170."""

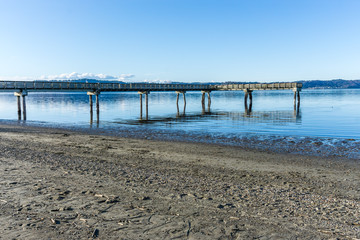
0 124 359 239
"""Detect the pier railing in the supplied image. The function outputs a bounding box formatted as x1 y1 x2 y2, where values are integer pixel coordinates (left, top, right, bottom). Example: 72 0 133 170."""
0 81 212 92
214 82 302 90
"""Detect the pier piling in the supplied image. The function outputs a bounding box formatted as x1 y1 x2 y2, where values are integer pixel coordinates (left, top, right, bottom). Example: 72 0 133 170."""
89 95 93 123
89 95 93 113
183 92 186 107
139 91 149 120
293 87 301 110
244 89 253 111
14 91 27 120
201 91 211 112
175 91 186 116
96 94 99 115
176 91 186 106
17 95 21 120
87 91 100 122
22 94 27 120
145 92 148 120
297 90 300 102
139 93 143 119
207 91 211 108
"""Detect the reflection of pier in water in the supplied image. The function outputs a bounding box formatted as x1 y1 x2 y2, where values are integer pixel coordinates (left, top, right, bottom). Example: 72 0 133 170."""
124 108 301 126
229 110 301 124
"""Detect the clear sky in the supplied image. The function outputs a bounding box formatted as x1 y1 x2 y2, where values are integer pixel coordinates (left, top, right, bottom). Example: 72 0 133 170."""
1 0 360 82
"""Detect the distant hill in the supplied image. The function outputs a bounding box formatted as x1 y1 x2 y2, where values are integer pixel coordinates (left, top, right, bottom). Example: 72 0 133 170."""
298 79 360 89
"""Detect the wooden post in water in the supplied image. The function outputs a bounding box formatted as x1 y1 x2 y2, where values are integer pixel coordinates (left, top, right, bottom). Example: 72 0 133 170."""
88 94 93 123
139 93 143 119
145 92 149 120
87 91 99 123
22 91 27 120
201 91 211 112
244 91 249 106
14 91 26 120
207 91 211 109
176 92 180 117
297 90 300 103
176 91 186 114
95 93 100 115
138 91 149 120
293 87 301 110
244 89 253 114
89 95 93 113
201 91 211 104
177 102 180 117
182 92 186 114
17 95 21 120
183 92 186 107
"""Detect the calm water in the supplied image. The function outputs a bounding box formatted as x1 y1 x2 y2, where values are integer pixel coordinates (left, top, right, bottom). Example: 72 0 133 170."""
0 89 359 158
0 89 359 138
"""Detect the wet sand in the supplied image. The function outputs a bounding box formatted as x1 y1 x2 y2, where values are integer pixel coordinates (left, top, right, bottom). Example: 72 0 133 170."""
0 124 359 239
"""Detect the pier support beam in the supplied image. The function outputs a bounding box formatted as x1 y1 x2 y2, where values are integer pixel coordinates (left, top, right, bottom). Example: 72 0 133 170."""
176 91 186 106
22 93 27 120
96 94 100 115
244 89 253 105
87 91 100 123
139 93 143 119
14 91 28 120
16 94 21 120
244 89 253 115
208 91 211 107
201 91 211 113
293 87 301 102
88 94 93 122
146 92 149 119
293 87 301 111
175 91 186 116
139 91 149 120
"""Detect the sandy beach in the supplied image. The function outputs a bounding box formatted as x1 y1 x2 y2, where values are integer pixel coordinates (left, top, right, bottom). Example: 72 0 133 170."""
0 124 359 239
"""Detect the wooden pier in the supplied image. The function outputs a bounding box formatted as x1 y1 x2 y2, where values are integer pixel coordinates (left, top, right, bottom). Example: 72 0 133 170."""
0 81 302 121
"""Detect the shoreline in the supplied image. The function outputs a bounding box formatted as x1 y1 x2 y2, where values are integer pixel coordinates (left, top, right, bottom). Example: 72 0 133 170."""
1 123 360 239
1 119 360 161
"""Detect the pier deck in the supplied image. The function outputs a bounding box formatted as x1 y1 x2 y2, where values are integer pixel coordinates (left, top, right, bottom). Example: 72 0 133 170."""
0 81 302 92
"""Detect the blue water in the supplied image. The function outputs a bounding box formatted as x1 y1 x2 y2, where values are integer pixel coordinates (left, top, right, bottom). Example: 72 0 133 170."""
0 89 359 159
0 89 359 138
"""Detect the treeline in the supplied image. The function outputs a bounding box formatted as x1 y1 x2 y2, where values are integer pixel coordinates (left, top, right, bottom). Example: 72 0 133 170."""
297 79 360 89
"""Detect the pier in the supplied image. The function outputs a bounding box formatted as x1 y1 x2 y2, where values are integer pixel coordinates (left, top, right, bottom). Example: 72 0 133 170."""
0 81 302 120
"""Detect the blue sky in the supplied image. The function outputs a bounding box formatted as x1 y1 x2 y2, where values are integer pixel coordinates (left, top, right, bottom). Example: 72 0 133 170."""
1 0 360 82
